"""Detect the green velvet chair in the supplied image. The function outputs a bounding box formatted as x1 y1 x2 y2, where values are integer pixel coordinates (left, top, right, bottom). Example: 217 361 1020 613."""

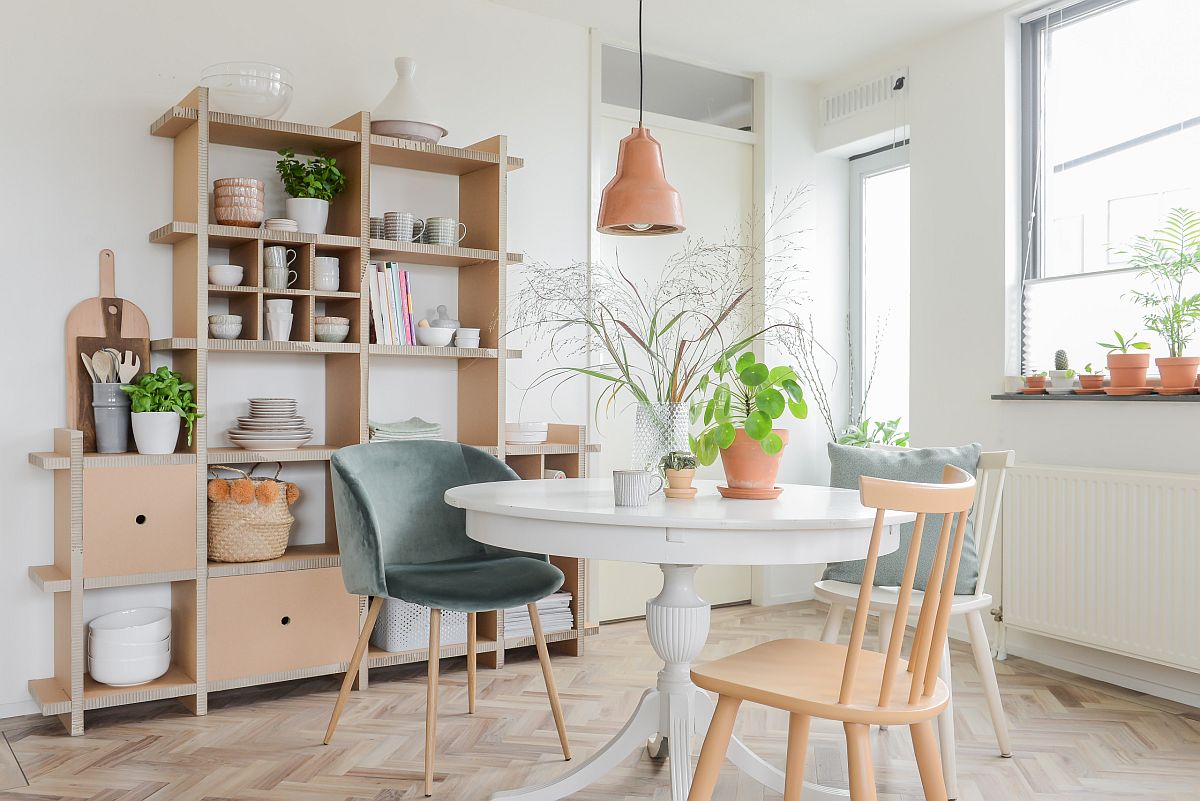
322 440 571 796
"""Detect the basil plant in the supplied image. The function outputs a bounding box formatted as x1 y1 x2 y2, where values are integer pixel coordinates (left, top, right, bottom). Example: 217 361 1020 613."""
689 349 807 466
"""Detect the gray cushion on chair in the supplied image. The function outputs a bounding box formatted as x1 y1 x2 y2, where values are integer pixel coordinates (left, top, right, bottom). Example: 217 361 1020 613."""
821 442 982 595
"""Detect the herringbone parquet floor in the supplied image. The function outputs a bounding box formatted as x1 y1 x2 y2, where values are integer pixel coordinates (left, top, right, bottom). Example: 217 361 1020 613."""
3 601 1199 800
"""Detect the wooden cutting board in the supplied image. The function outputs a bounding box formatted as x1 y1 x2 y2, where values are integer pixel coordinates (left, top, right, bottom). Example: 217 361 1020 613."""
65 250 151 452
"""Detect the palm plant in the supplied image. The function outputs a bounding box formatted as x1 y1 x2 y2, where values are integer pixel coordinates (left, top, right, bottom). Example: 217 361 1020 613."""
1120 208 1200 358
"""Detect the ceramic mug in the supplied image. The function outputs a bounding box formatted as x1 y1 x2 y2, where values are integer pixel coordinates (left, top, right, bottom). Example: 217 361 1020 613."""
384 211 424 242
314 256 340 291
425 217 467 246
613 469 664 507
265 265 298 290
265 313 293 342
264 246 297 269
265 298 293 314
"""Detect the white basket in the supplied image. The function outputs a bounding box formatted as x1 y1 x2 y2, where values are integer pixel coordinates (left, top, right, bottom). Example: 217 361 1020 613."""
371 598 468 652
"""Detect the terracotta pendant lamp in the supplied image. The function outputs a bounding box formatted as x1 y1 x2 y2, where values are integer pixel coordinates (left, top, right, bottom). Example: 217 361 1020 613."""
596 0 684 235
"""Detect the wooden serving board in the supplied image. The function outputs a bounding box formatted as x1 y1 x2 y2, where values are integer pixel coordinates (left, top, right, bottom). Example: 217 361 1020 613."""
65 250 151 452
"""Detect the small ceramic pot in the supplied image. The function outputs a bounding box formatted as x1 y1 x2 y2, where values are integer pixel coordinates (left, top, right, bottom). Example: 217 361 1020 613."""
1047 370 1075 393
131 412 180 455
1155 356 1200 390
719 429 788 491
1107 352 1150 388
1024 375 1047 389
1078 374 1104 390
285 197 330 234
663 468 697 500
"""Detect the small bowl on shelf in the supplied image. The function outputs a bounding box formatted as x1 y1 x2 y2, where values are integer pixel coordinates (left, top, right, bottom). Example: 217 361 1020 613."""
315 316 350 326
209 314 243 340
316 324 351 343
416 326 454 347
200 62 293 119
89 634 170 661
88 650 171 687
208 264 244 287
88 607 171 644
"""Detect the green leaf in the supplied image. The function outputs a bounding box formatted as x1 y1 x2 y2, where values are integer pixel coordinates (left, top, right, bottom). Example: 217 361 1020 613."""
760 432 784 455
768 365 795 383
788 399 808 419
1131 341 1151 349
703 397 716 425
735 351 756 373
739 363 769 386
744 410 772 439
715 422 736 449
780 378 804 403
695 432 719 466
755 387 785 418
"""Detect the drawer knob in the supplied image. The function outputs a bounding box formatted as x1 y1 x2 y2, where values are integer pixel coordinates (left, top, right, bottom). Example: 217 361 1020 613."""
281 616 291 626
135 514 147 525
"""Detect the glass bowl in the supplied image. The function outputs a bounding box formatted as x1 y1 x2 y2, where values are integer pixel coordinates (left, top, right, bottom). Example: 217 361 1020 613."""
200 62 293 119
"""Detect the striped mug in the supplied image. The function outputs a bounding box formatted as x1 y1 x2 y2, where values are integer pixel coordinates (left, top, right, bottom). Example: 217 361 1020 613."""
613 469 664 507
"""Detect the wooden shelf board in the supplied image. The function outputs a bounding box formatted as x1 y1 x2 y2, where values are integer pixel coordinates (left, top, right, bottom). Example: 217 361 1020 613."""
208 543 341 577
152 338 360 355
31 564 198 593
82 665 198 711
208 285 360 301
369 239 522 267
151 106 359 153
28 450 197 471
28 678 71 716
367 637 498 668
207 445 341 464
992 392 1200 403
504 624 599 650
29 565 70 593
369 133 523 174
150 222 360 250
368 344 521 360
503 443 602 456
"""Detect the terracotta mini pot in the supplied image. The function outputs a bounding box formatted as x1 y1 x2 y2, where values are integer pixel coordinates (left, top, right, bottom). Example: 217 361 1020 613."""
1078 374 1105 389
719 428 789 490
1107 352 1150 388
1024 375 1046 389
1155 356 1200 390
663 468 697 499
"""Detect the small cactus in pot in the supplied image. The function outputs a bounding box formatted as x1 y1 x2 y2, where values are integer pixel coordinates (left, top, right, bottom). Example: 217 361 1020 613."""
1048 350 1076 393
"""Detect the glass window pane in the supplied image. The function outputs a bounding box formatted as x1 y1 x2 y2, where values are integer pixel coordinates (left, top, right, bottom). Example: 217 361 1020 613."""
861 166 910 425
601 45 753 131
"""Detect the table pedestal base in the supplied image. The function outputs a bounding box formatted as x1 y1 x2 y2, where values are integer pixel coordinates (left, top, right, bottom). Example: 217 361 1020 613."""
491 565 851 801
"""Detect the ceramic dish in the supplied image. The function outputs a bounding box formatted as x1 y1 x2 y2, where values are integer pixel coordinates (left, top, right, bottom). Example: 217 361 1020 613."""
89 608 171 643
208 264 244 287
209 322 243 340
227 435 312 450
316 316 350 326
88 650 171 687
89 635 170 661
416 327 454 347
316 325 351 343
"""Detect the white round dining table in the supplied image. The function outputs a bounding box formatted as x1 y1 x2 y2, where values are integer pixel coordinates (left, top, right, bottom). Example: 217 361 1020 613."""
445 478 912 801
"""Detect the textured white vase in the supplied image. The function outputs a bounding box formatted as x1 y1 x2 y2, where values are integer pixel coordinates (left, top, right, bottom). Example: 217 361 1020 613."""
370 57 447 143
131 412 180 455
285 197 329 234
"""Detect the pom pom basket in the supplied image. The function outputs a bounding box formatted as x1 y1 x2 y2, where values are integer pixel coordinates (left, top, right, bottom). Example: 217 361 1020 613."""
207 464 298 562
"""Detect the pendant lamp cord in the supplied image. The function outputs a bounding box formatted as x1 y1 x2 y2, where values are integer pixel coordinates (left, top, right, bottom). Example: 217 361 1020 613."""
638 0 644 128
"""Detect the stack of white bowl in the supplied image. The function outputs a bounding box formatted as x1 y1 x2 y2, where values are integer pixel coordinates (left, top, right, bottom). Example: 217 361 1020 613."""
88 608 172 687
506 421 549 445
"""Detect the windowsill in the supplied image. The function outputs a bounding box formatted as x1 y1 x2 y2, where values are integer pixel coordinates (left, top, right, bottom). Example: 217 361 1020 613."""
992 392 1200 403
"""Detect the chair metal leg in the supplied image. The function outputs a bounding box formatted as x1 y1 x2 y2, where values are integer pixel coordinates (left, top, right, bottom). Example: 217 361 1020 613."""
529 602 571 760
687 695 741 801
821 603 846 644
966 609 1011 757
937 639 959 800
911 719 949 801
783 713 811 801
324 596 383 745
844 722 877 801
425 608 442 797
467 611 477 714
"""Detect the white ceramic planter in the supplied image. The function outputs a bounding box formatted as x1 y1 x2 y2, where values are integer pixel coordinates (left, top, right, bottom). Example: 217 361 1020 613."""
1047 370 1076 394
285 197 329 234
131 411 180 455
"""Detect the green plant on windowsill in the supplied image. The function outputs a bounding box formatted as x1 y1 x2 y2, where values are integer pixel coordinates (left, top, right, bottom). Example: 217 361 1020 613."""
1097 330 1151 354
275 148 347 201
1117 208 1200 359
836 417 910 448
121 366 203 445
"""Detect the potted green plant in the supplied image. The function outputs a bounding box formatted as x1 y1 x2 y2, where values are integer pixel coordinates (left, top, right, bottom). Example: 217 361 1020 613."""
1120 208 1200 390
1048 349 1076 394
1078 362 1105 390
690 349 808 497
836 417 910 447
660 450 698 499
1023 371 1047 392
276 148 347 234
121 367 203 455
1097 330 1151 388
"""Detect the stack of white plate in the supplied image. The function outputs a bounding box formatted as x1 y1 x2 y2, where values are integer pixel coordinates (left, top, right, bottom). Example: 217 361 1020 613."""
227 398 312 450
88 608 172 687
506 421 548 444
264 218 299 233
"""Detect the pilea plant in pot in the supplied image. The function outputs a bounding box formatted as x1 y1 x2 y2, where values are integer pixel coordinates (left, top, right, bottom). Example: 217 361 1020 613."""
1097 330 1151 388
121 367 203 455
660 450 698 499
276 148 347 234
1078 362 1105 390
690 349 807 498
1120 208 1200 390
1048 349 1076 394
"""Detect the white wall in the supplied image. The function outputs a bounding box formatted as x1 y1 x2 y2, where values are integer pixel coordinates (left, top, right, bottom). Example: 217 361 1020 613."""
817 7 1200 702
0 0 589 718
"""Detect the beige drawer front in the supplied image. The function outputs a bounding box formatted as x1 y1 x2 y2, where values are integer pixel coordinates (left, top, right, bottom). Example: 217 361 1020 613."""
82 464 197 578
208 568 359 682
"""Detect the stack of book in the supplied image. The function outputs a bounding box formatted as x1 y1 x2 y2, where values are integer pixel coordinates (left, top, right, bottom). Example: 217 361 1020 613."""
503 592 573 639
368 262 416 345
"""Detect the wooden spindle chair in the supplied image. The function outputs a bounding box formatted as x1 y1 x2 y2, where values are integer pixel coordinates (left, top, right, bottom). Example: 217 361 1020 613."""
687 465 977 801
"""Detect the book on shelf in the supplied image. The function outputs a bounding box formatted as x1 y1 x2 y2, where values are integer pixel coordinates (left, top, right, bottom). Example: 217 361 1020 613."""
503 592 574 638
368 262 416 345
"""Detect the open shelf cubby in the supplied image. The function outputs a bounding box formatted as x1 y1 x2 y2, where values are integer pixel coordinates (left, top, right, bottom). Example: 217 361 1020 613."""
28 87 596 735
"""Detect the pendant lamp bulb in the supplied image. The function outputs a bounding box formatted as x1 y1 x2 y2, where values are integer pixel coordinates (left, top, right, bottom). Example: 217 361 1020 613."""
595 0 685 235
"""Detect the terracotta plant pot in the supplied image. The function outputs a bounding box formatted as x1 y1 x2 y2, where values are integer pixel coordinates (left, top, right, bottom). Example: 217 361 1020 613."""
719 428 789 490
663 468 697 500
1107 352 1150 388
1024 375 1046 389
1155 356 1200 390
1078 374 1105 390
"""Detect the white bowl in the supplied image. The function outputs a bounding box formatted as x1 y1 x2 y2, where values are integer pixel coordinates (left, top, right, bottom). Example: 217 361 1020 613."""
209 264 244 287
210 322 243 340
315 325 350 343
89 607 171 644
89 635 170 661
88 650 171 687
507 421 549 432
454 338 480 349
416 327 454 347
456 327 481 337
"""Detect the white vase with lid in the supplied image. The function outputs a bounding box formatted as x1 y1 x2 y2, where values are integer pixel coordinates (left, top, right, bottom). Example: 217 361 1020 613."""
371 57 448 144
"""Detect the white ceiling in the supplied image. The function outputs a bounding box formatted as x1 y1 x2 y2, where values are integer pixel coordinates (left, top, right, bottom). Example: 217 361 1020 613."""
491 0 1018 82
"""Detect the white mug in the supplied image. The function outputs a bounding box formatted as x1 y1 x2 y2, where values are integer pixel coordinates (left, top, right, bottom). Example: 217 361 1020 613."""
314 256 340 292
265 265 297 290
613 469 664 507
264 246 297 269
265 313 293 342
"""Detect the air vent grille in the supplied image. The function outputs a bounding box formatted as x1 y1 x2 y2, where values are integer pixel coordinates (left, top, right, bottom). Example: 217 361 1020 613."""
821 69 908 126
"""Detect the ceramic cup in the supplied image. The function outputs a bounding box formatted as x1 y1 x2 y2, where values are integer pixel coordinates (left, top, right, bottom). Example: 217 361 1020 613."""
265 299 293 314
266 313 293 342
264 246 297 269
424 217 467 246
314 256 340 292
369 216 385 238
613 469 664 507
384 211 424 242
265 265 298 290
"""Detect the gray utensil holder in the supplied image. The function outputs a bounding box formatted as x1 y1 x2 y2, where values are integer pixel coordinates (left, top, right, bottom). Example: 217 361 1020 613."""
92 383 131 453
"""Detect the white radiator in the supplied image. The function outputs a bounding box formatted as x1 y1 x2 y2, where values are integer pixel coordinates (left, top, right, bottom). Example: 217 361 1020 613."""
1003 464 1200 673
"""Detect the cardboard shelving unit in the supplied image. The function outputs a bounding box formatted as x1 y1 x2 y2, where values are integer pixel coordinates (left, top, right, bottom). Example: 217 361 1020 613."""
27 87 596 734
